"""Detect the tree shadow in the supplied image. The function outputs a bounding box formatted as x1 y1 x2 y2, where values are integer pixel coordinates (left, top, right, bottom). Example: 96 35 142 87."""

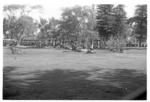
3 66 21 99
3 67 146 100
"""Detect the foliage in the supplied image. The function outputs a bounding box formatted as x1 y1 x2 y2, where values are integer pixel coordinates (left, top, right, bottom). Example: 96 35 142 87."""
127 5 147 46
96 4 114 40
3 4 147 52
59 6 98 50
96 4 128 51
3 5 38 45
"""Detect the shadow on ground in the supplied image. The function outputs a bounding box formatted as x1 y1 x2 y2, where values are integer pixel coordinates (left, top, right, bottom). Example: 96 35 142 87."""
3 66 146 100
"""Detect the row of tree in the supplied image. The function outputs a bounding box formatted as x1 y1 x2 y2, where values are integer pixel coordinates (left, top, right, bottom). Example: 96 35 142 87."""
3 4 147 52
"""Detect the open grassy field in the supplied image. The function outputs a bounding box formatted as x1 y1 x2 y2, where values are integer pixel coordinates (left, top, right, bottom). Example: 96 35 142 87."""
3 48 146 99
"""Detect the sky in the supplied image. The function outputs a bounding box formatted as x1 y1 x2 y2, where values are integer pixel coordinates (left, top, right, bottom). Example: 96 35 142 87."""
2 0 147 20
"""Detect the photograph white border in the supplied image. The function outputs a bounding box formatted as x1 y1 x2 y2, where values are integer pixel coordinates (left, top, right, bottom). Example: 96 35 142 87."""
0 0 149 102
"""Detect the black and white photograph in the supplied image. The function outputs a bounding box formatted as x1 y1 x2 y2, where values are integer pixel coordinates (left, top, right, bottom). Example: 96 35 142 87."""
2 0 148 100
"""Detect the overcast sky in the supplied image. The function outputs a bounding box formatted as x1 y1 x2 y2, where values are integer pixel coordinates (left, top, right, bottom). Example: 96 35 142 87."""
3 0 147 20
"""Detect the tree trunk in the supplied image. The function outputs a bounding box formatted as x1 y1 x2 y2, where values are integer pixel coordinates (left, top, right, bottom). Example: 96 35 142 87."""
97 40 100 49
17 33 25 46
138 39 142 47
91 40 94 49
115 37 123 53
100 40 105 49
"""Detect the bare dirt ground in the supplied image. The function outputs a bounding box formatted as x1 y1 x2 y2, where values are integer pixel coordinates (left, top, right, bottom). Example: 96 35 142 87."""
3 48 146 100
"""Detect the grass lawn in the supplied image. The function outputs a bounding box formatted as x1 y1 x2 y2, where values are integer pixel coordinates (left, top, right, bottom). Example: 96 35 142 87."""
3 47 147 100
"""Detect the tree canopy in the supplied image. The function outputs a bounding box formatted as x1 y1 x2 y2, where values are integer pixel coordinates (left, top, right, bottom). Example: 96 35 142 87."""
3 5 38 45
3 4 147 50
127 5 147 46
